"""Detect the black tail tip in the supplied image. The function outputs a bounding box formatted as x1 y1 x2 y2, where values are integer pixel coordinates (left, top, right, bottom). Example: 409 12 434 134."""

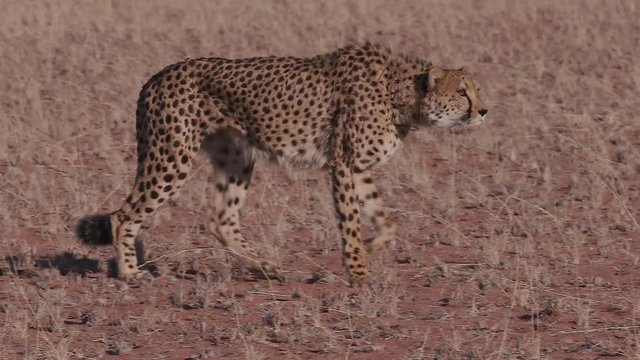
75 214 113 246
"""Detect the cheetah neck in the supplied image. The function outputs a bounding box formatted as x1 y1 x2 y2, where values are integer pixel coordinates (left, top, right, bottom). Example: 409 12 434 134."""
388 57 431 134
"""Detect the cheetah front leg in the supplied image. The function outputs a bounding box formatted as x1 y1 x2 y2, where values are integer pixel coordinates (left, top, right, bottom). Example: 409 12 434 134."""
353 170 396 254
331 161 368 287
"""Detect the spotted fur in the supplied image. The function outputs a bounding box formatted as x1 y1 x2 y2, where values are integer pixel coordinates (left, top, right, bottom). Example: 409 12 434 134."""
77 43 488 287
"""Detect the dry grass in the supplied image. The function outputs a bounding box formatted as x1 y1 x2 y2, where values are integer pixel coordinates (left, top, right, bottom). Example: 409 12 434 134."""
1 0 640 358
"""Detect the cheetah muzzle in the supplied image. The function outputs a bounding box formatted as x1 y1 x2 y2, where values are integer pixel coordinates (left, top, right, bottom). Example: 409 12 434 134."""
76 43 488 288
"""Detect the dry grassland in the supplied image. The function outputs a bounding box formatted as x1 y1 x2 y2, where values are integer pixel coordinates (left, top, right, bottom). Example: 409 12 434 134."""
1 0 639 358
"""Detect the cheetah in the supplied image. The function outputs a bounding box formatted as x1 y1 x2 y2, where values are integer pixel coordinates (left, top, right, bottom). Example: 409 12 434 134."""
77 43 488 287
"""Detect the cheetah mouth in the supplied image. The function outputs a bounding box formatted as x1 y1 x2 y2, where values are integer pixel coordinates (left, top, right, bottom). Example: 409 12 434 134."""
459 112 472 125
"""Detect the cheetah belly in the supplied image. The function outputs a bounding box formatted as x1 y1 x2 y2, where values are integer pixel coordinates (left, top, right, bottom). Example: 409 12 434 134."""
271 122 332 169
275 144 329 169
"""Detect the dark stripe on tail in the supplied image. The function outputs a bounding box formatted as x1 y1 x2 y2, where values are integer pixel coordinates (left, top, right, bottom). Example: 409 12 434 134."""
75 214 112 246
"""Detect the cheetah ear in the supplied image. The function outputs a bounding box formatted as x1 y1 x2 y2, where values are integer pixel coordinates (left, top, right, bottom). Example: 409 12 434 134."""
427 66 446 90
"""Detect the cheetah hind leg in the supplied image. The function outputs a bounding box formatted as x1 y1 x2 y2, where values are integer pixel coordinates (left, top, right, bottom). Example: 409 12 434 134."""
203 132 283 281
110 141 196 281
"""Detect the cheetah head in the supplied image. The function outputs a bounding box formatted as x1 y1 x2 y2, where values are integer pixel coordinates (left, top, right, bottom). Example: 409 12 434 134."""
417 67 488 128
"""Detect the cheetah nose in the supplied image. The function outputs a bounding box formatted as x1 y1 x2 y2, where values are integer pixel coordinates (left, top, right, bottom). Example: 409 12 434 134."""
479 109 488 117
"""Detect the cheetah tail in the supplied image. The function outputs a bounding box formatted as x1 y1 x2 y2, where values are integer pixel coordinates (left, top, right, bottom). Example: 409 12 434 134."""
75 214 113 246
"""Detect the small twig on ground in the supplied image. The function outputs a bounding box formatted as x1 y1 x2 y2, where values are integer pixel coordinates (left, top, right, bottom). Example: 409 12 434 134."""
0 185 34 207
552 325 640 336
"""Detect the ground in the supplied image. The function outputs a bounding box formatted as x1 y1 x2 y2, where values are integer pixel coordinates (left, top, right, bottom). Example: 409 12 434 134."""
1 1 640 359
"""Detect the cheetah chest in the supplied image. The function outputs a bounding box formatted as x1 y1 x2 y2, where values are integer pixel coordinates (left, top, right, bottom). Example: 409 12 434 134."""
354 128 401 170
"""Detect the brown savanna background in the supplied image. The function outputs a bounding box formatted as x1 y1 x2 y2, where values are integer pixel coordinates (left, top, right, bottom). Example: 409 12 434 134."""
1 1 640 359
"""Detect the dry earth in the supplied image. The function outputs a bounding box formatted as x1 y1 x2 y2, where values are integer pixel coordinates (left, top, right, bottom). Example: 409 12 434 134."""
1 1 640 359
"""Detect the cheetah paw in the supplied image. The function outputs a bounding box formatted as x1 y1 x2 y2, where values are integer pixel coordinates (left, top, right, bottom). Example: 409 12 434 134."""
349 273 370 289
248 260 285 282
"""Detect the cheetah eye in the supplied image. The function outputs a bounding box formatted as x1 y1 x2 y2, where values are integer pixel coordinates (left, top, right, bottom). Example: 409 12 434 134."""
457 89 466 96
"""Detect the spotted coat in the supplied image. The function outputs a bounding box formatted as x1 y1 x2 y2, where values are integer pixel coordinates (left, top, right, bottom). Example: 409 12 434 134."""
78 43 488 287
